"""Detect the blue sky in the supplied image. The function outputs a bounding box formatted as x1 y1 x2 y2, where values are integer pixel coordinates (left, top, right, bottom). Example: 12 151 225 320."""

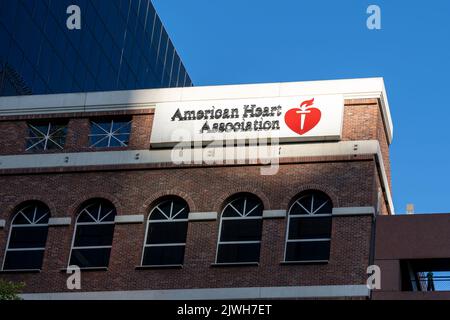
153 0 450 214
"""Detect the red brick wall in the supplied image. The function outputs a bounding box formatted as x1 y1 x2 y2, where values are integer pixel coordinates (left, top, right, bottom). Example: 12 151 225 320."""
0 109 154 155
0 98 390 294
0 121 27 154
342 98 391 188
0 162 374 293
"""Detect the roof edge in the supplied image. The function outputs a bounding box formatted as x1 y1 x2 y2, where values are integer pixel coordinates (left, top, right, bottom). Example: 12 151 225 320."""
0 77 393 143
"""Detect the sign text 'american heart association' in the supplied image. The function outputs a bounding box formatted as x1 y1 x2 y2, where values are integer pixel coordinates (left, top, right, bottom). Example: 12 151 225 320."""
150 95 344 146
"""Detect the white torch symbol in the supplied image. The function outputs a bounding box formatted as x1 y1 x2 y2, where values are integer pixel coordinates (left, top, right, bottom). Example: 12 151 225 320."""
296 98 314 131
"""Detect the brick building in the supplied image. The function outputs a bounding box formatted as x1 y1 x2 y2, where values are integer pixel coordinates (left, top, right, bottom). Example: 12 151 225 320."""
0 77 395 299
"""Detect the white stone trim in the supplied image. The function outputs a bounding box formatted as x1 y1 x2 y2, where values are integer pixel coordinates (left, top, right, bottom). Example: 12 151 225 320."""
262 210 286 218
114 215 144 224
0 140 379 169
0 219 5 228
0 78 393 143
188 212 217 221
332 207 375 216
20 284 370 300
48 217 71 226
374 144 395 215
263 208 376 218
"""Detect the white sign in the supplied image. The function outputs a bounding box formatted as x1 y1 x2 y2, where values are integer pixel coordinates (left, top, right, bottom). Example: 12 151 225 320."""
150 95 344 147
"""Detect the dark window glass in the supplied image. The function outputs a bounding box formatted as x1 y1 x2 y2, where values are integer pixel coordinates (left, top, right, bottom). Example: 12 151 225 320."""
0 0 18 35
146 222 188 245
290 192 332 215
288 217 332 240
8 43 24 77
3 202 50 270
285 191 333 262
222 196 263 218
0 0 192 96
0 24 11 63
285 241 331 262
3 250 45 270
31 74 47 94
179 65 187 87
77 201 116 222
32 0 48 30
69 248 111 268
8 226 49 249
12 203 50 225
70 200 117 268
170 56 180 87
151 18 162 48
149 199 188 220
10 213 28 225
48 55 63 93
89 119 132 148
26 122 68 151
142 198 189 266
220 219 262 242
217 243 261 264
142 246 185 266
74 224 115 247
216 194 263 263
147 208 166 221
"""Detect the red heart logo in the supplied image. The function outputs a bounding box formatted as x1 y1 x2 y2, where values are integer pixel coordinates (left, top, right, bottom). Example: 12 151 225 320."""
284 99 321 135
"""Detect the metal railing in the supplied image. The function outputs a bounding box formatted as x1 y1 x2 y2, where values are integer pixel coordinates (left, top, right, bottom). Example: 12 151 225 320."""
413 272 450 292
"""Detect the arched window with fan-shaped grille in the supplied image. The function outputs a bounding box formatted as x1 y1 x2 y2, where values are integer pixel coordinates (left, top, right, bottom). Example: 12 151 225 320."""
284 190 333 263
216 194 264 264
2 201 50 271
141 197 189 266
69 199 117 269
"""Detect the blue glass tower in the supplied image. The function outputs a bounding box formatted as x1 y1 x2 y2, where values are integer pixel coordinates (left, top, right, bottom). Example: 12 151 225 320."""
0 0 193 96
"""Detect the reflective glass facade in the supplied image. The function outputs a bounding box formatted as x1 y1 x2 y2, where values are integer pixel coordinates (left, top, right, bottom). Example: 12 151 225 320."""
0 0 193 96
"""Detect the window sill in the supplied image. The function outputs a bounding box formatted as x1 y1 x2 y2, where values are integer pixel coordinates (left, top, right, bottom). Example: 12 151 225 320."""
211 262 259 268
25 150 65 155
88 146 129 152
280 260 329 265
0 269 41 274
60 267 108 272
136 265 183 270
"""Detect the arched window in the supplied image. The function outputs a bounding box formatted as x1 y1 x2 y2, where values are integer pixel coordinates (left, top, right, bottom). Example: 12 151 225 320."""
2 202 50 271
285 191 333 263
69 199 116 269
142 197 189 266
216 194 263 264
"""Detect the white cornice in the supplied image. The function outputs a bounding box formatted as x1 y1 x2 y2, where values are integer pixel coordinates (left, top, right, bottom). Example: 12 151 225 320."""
0 77 393 143
188 212 218 221
48 217 71 226
20 284 370 300
114 215 144 224
332 207 375 216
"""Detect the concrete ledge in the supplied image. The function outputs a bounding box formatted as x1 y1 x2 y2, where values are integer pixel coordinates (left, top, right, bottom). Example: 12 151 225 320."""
48 217 71 226
263 210 286 218
0 140 378 170
114 215 144 224
188 212 217 221
332 207 375 216
0 219 5 228
20 284 370 300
